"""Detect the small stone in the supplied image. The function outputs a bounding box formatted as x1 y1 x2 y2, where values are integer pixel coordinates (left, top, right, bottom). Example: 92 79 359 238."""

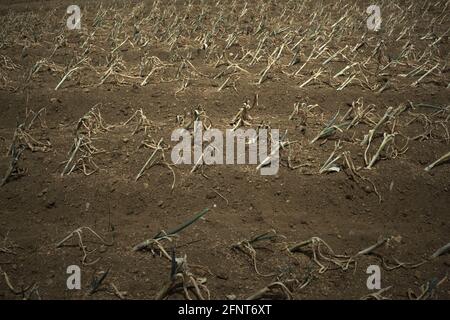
217 272 229 280
38 188 48 197
297 125 306 133
206 192 217 199
363 185 372 193
46 200 56 208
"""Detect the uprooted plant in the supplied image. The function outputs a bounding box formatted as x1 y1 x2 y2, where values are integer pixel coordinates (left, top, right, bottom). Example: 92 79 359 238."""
56 226 113 265
288 236 426 274
61 105 111 176
230 95 258 131
135 138 176 189
232 230 282 277
133 208 209 256
155 251 211 300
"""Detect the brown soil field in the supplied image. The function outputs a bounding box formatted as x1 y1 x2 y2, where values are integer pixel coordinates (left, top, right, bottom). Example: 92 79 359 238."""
0 0 449 300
